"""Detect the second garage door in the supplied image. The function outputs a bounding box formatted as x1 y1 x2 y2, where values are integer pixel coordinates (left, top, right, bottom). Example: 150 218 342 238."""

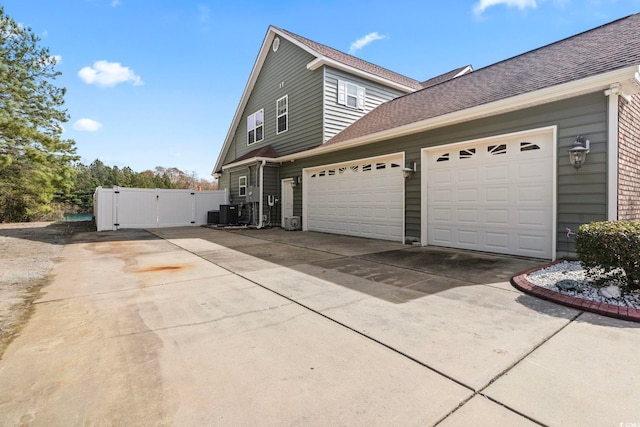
423 129 555 258
304 154 404 242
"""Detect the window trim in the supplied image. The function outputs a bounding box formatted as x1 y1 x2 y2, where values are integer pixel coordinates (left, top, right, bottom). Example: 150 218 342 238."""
247 109 264 145
276 95 288 135
337 80 365 110
239 176 247 197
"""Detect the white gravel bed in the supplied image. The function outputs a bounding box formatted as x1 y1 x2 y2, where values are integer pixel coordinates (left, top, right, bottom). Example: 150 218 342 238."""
526 260 640 309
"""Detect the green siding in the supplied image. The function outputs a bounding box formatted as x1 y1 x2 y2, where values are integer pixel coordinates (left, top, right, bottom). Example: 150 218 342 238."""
280 92 609 256
262 164 280 226
224 37 324 165
228 165 258 224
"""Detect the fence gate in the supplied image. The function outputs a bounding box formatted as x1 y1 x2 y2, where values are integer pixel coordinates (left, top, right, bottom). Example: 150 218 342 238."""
94 187 228 231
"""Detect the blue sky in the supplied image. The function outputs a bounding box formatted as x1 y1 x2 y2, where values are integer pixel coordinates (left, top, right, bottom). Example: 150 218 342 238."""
3 0 640 181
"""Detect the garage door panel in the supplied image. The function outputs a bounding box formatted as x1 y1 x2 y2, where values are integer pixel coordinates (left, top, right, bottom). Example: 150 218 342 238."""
485 209 509 225
486 165 510 181
458 209 478 223
433 170 452 185
518 208 546 225
517 233 550 257
458 168 478 183
518 160 550 180
458 230 479 245
485 187 509 202
486 232 509 250
306 155 404 242
433 208 451 221
458 189 478 202
426 131 553 258
517 185 549 202
431 228 452 245
434 190 451 203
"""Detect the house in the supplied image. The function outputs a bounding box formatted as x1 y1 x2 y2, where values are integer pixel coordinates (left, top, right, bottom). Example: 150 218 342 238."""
213 14 640 260
213 26 470 227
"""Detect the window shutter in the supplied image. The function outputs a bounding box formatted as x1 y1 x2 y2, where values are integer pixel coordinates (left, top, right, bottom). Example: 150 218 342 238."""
357 86 366 110
337 80 346 105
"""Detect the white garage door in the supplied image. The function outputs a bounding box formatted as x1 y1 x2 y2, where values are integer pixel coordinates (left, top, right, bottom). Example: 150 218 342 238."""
424 130 554 258
304 154 404 241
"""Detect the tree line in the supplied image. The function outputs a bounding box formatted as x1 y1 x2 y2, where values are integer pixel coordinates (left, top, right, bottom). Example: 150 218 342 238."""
0 7 216 222
65 160 217 213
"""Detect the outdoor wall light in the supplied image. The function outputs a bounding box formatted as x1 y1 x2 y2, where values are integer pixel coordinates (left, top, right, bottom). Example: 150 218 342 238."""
569 136 590 170
402 161 417 179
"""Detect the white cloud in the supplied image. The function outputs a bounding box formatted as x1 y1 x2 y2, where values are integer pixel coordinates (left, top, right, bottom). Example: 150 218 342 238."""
197 4 210 22
349 32 387 54
73 118 103 132
474 0 537 14
111 0 120 6
78 60 143 87
50 55 62 65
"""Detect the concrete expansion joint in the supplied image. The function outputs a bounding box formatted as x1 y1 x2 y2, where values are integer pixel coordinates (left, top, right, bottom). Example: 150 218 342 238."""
113 303 297 339
234 270 480 396
318 296 370 312
478 310 581 392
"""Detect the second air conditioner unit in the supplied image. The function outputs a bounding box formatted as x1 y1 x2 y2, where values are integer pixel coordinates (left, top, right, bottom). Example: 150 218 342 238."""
284 216 301 231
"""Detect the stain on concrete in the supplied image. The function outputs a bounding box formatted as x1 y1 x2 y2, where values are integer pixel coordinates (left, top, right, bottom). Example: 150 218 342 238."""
136 265 187 273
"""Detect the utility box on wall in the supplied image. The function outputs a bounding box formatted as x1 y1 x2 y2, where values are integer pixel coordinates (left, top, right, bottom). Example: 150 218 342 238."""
246 186 260 203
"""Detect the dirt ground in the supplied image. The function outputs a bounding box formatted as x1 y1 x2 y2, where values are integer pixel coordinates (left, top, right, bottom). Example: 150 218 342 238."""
0 221 95 358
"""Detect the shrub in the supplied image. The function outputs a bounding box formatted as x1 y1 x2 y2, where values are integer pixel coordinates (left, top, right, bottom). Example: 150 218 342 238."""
575 221 640 291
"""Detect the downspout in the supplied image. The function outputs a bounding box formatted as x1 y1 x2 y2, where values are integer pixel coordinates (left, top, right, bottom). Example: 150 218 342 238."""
604 83 620 221
258 160 266 228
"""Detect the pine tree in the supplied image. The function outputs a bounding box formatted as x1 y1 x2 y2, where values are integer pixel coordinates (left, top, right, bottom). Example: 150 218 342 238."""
0 7 77 221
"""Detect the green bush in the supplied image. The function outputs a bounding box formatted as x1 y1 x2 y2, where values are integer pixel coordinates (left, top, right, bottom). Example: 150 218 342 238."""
575 221 640 291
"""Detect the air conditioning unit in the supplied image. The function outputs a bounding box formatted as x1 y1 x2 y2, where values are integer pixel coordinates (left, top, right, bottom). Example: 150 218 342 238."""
284 216 301 231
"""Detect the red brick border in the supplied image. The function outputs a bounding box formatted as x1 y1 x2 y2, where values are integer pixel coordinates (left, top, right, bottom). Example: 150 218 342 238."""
511 261 640 323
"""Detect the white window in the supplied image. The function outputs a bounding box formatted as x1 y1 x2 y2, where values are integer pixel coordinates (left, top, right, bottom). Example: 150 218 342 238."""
337 80 365 110
239 176 247 197
276 95 288 134
247 110 264 145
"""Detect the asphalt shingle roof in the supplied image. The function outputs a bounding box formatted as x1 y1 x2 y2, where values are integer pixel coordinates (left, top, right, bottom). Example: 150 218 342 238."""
275 27 425 91
421 65 471 88
326 13 640 146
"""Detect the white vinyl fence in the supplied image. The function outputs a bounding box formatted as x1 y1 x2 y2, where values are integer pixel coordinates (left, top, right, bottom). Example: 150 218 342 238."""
94 187 228 231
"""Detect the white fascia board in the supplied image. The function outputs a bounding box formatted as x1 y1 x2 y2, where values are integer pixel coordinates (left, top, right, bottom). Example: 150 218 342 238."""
277 65 640 163
307 57 418 93
221 157 277 171
454 65 473 77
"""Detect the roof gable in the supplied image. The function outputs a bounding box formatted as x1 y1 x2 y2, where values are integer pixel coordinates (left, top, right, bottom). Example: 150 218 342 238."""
213 25 423 174
275 27 424 91
326 13 640 147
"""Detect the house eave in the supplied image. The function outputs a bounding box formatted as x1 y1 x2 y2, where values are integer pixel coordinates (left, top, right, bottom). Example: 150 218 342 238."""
307 57 418 93
277 65 640 162
221 157 278 171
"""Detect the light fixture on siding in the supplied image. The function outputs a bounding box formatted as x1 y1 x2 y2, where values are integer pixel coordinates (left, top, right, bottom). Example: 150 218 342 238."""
402 161 416 179
569 136 590 170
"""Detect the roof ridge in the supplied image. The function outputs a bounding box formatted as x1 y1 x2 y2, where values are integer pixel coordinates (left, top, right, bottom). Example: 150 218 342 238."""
466 13 638 76
273 26 424 90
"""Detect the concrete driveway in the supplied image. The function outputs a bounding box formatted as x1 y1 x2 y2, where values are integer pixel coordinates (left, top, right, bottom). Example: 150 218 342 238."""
1 227 639 426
